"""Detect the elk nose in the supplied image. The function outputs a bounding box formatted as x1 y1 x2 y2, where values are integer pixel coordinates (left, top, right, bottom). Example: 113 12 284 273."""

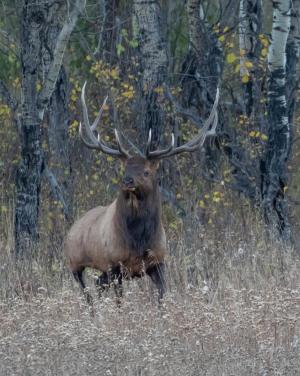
123 176 134 186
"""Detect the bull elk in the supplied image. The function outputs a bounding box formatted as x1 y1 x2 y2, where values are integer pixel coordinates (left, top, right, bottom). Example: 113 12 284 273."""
65 82 219 304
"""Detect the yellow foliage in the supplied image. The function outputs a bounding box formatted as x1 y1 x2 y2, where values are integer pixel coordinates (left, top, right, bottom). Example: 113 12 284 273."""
0 104 11 117
122 89 135 99
110 68 119 80
261 48 268 57
226 52 237 64
260 134 268 141
244 61 253 69
235 64 241 73
241 74 250 83
69 120 79 137
36 82 42 92
154 86 164 94
198 200 205 209
218 35 225 43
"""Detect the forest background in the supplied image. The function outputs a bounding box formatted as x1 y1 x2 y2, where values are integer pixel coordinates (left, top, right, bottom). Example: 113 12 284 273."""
0 1 300 375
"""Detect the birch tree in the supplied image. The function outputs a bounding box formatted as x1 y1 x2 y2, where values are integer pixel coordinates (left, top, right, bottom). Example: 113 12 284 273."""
261 0 292 237
133 0 168 147
15 0 85 258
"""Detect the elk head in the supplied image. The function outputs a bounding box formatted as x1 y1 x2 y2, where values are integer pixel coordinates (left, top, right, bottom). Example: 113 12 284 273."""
79 81 219 201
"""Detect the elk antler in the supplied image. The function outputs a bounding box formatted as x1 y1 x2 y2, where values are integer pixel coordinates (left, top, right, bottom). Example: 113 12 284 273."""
79 81 130 158
146 87 219 159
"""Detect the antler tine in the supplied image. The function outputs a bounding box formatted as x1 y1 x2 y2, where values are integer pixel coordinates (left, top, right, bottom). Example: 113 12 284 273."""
114 129 131 158
91 95 108 131
79 82 129 158
149 87 219 159
145 128 153 157
147 132 175 159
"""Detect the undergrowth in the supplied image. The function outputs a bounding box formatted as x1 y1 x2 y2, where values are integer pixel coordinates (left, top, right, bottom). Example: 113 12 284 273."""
1 205 300 375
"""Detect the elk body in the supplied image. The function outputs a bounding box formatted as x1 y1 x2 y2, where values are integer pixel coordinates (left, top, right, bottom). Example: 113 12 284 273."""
65 82 219 303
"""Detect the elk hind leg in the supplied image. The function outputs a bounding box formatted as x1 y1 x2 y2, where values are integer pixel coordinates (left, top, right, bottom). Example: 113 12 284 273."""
111 266 123 303
147 263 166 302
95 271 109 298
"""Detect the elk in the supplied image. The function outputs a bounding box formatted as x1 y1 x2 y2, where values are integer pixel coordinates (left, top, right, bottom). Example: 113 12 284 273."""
65 82 219 304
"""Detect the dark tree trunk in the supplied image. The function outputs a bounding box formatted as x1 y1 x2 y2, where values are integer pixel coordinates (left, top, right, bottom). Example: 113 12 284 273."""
99 0 120 63
15 0 84 258
15 1 46 257
239 0 263 118
286 0 300 124
48 67 73 222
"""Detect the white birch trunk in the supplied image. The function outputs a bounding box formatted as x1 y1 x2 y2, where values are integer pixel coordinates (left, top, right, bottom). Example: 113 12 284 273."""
133 0 168 146
239 0 250 77
262 0 292 237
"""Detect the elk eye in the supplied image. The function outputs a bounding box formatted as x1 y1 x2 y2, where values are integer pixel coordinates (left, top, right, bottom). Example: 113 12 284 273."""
144 171 149 177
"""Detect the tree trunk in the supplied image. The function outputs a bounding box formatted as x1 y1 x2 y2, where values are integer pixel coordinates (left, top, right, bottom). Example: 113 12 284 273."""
261 0 292 238
98 0 120 63
286 0 300 124
48 67 73 222
133 0 168 148
15 1 47 257
239 0 263 117
15 0 84 258
44 20 73 223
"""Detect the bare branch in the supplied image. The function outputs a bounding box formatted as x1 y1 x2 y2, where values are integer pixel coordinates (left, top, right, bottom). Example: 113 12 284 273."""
38 0 86 119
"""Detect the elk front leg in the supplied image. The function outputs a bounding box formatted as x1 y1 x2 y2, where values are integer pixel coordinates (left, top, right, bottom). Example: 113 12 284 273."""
147 263 166 302
73 269 93 306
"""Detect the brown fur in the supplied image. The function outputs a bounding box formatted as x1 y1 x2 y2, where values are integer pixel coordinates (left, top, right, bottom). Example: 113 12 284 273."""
65 156 167 280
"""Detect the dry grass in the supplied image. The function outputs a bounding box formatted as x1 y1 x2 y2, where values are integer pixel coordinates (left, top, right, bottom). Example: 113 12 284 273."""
1 210 300 375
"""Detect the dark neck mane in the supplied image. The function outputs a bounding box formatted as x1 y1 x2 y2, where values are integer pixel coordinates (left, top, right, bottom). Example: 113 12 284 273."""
115 185 161 256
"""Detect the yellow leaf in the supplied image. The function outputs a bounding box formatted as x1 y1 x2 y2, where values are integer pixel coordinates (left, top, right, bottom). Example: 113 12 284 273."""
85 55 92 61
198 200 205 209
218 35 225 42
122 90 134 99
235 64 241 73
249 131 256 137
261 48 268 57
261 134 268 141
244 61 253 69
241 74 250 83
223 26 229 33
1 205 7 213
154 86 164 94
110 68 119 79
226 52 237 64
